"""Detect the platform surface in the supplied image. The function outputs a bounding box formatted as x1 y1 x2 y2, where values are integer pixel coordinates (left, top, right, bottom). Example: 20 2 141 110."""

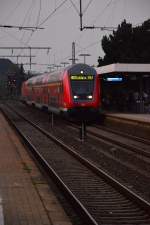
0 112 72 225
106 113 150 124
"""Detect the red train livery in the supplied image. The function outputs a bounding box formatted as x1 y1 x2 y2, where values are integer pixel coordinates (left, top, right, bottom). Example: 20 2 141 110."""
21 63 101 118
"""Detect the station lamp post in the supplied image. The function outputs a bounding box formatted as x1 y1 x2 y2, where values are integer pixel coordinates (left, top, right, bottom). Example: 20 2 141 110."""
53 64 62 70
61 62 69 67
79 53 91 64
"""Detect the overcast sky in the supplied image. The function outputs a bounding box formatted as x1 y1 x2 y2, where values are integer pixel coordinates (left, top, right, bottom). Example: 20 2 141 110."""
0 0 150 73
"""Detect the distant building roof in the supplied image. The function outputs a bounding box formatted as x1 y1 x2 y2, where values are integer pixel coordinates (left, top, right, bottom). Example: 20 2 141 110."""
96 63 150 74
0 58 19 75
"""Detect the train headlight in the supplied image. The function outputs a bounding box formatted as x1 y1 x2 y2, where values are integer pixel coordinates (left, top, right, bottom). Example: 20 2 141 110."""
74 95 79 99
87 95 93 99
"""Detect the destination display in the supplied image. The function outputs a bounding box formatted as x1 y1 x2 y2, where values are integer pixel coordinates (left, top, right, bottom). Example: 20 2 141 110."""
103 74 123 82
106 77 123 82
70 75 94 80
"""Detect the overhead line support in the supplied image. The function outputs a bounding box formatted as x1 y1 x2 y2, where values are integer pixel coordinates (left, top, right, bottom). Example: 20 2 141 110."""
0 25 44 30
0 47 51 70
79 0 117 32
80 0 83 31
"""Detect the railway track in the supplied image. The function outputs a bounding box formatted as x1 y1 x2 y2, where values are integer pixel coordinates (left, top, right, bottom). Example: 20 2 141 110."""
1 103 150 225
68 121 150 159
94 124 150 146
88 126 150 158
4 102 150 197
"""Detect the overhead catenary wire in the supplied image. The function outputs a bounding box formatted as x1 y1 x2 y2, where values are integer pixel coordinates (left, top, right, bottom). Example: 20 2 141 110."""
19 0 43 56
60 0 138 66
69 0 79 14
1 0 23 24
59 38 101 65
38 0 68 26
18 0 36 55
3 1 115 70
0 1 39 62
30 0 114 70
69 0 94 16
90 0 114 25
0 0 43 57
0 29 30 47
72 0 117 65
19 0 36 44
20 0 36 28
83 0 94 14
104 0 118 28
74 40 102 59
66 0 114 62
18 1 52 69
2 0 143 72
36 0 42 27
0 29 30 65
23 0 42 45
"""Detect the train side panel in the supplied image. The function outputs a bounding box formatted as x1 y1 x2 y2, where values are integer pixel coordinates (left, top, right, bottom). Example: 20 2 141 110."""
62 71 73 109
21 64 101 118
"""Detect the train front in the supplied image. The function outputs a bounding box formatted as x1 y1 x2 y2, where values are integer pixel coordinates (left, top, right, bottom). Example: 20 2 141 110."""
65 64 100 119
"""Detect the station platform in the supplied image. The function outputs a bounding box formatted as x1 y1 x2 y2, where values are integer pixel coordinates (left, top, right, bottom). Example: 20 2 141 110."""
106 113 150 124
0 112 72 225
104 113 150 139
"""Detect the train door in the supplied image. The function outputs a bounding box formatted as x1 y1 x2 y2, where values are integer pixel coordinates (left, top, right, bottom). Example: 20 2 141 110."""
43 86 48 105
58 82 63 107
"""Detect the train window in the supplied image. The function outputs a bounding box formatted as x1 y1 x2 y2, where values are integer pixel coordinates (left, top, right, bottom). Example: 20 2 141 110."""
70 80 94 95
43 87 48 94
57 84 62 93
36 77 43 85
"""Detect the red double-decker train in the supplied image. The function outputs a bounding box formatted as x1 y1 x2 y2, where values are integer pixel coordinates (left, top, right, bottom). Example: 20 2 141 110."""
21 63 101 119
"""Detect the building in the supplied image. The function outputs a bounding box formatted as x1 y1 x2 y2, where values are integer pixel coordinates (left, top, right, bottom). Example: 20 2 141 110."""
96 63 150 113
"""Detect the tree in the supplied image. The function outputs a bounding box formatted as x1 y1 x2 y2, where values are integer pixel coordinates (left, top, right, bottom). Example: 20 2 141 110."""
97 19 150 66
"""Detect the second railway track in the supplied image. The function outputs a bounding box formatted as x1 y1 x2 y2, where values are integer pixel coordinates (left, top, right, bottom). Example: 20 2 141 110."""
87 125 150 158
67 121 150 159
1 103 150 225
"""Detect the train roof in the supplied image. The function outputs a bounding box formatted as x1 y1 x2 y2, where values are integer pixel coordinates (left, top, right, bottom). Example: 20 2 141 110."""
25 63 97 86
64 63 97 74
25 70 64 86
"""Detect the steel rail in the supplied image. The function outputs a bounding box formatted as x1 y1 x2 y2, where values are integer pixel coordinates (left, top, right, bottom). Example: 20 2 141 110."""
94 124 150 146
1 104 150 224
86 126 150 158
0 105 98 225
67 121 150 159
2 104 150 215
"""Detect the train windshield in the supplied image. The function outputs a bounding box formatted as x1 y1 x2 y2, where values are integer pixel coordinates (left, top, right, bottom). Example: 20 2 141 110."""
70 75 94 99
71 80 94 95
